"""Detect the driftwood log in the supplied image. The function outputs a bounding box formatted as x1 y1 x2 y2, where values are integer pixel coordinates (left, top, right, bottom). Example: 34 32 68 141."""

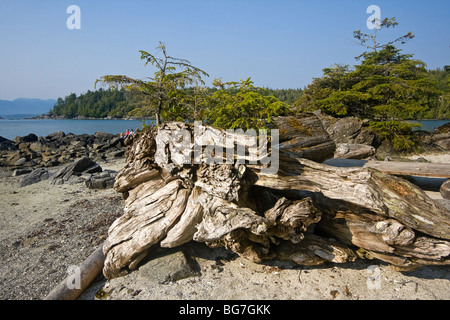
44 244 105 300
102 114 450 279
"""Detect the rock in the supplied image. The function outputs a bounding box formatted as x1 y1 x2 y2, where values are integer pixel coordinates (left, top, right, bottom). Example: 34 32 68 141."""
12 168 32 177
354 127 376 145
1 131 126 169
20 168 49 187
434 122 450 134
13 133 38 144
273 114 336 163
2 150 22 166
413 130 434 148
433 135 450 150
45 131 66 141
106 150 125 159
375 139 401 160
51 178 65 185
315 112 375 145
432 122 450 151
94 131 116 141
329 117 363 143
92 143 105 150
0 136 17 152
29 140 56 154
14 158 27 166
69 157 96 173
334 143 376 160
109 137 124 148
83 163 102 174
137 249 200 284
70 140 86 149
50 157 102 185
318 113 355 141
85 170 117 189
441 179 450 200
67 175 86 185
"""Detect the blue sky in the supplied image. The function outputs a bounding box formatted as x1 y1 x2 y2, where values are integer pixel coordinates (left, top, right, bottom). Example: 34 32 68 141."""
0 0 449 100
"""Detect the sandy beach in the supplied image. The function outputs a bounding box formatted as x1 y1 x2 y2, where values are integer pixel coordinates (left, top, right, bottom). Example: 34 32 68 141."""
405 152 450 164
0 158 125 300
0 155 449 300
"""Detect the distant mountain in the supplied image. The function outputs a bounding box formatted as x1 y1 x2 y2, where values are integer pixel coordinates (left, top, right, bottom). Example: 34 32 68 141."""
0 98 56 116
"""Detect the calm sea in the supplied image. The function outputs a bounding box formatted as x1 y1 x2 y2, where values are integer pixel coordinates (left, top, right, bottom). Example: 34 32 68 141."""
0 119 149 140
410 120 449 132
0 118 448 141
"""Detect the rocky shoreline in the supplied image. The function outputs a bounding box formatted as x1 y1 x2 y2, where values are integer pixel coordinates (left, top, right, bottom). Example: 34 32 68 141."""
0 130 127 169
313 112 450 160
26 114 147 121
1 114 448 170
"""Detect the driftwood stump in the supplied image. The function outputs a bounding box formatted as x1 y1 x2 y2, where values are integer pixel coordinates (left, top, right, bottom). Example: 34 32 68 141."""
102 115 450 279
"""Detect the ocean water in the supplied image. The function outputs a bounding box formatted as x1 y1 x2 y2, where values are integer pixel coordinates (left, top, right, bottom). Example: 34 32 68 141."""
0 118 447 141
410 120 449 132
0 119 149 140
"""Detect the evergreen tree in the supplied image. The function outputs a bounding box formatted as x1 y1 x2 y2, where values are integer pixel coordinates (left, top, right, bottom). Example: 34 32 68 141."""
207 78 290 130
294 18 441 151
96 42 208 126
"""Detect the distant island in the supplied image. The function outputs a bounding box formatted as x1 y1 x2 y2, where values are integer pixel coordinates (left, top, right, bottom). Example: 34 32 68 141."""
0 98 56 116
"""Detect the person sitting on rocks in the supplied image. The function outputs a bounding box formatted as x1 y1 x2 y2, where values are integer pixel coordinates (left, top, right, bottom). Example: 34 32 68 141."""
123 129 130 139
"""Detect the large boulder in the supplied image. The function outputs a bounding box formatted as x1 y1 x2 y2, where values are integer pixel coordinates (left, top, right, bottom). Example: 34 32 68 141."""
12 168 32 177
137 248 200 284
273 114 336 163
94 131 116 141
85 170 118 189
431 122 450 151
315 112 375 145
0 136 17 152
20 168 49 187
334 143 376 160
50 156 102 185
13 133 38 145
45 131 66 141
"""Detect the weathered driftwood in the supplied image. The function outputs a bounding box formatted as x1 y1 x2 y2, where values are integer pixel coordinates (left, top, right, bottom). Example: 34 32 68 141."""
102 115 450 279
44 244 105 300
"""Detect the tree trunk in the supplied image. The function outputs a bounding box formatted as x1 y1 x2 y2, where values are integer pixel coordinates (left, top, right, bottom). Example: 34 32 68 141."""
102 115 450 279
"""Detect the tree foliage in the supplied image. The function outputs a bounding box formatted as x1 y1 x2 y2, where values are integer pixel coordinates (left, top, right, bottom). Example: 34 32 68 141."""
206 78 290 130
294 18 444 151
353 17 415 59
95 42 209 126
49 88 132 118
424 67 450 119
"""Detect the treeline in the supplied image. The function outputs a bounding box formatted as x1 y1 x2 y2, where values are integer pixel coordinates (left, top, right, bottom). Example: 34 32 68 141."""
423 67 450 119
49 87 303 119
50 66 448 123
262 88 304 105
49 89 135 118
